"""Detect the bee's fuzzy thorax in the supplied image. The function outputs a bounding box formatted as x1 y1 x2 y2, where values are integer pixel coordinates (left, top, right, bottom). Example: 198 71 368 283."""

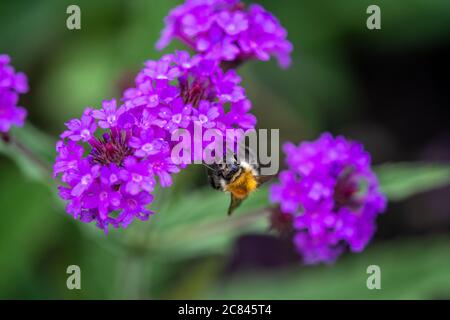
225 168 258 199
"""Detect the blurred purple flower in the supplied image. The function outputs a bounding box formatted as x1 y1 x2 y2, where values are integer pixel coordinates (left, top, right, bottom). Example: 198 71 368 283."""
0 54 28 133
156 0 293 68
270 133 387 264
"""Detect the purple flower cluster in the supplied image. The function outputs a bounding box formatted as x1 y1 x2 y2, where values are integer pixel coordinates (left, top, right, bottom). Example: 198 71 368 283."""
54 51 256 231
123 50 256 160
156 0 293 68
0 54 28 133
54 100 170 232
270 133 387 264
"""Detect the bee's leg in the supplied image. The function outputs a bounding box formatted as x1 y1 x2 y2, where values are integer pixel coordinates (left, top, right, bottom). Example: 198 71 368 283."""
228 194 244 216
208 172 223 190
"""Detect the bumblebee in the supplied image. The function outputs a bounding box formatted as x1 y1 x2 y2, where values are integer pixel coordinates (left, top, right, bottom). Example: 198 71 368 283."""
205 151 273 215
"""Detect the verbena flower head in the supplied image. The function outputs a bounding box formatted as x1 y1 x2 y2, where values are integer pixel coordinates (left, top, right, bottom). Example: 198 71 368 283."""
54 99 179 232
0 54 28 133
270 133 387 264
156 0 293 68
122 50 256 161
54 51 256 232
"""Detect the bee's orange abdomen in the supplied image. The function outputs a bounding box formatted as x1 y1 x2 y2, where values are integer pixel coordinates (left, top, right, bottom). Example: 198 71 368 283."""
225 169 258 199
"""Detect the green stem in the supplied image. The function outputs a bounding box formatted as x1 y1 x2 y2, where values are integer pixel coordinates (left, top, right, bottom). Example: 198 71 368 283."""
1 132 52 176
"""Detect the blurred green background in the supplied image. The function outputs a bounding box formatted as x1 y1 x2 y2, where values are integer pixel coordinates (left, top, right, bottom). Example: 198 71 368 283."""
1 0 450 299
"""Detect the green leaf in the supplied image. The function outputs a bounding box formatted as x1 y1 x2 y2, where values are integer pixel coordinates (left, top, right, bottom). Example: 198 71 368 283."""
124 186 271 260
375 162 450 201
157 185 270 258
207 237 450 299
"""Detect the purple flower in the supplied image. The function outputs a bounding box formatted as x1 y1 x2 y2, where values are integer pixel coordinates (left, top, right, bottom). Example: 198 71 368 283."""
53 140 84 178
269 133 387 264
116 192 154 228
147 156 180 187
122 51 256 162
217 11 248 35
159 98 192 132
0 54 28 133
54 97 178 232
92 99 124 129
239 4 293 68
123 85 160 110
293 232 342 265
137 109 167 130
69 159 101 197
83 183 122 220
222 98 256 129
99 163 121 186
191 100 220 129
156 0 293 68
214 69 245 103
143 56 181 80
269 171 303 214
120 156 156 195
61 108 97 142
129 129 169 158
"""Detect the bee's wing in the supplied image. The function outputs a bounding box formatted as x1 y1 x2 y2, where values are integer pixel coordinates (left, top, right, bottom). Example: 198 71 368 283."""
228 194 245 216
236 141 258 165
255 174 276 186
224 135 258 165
